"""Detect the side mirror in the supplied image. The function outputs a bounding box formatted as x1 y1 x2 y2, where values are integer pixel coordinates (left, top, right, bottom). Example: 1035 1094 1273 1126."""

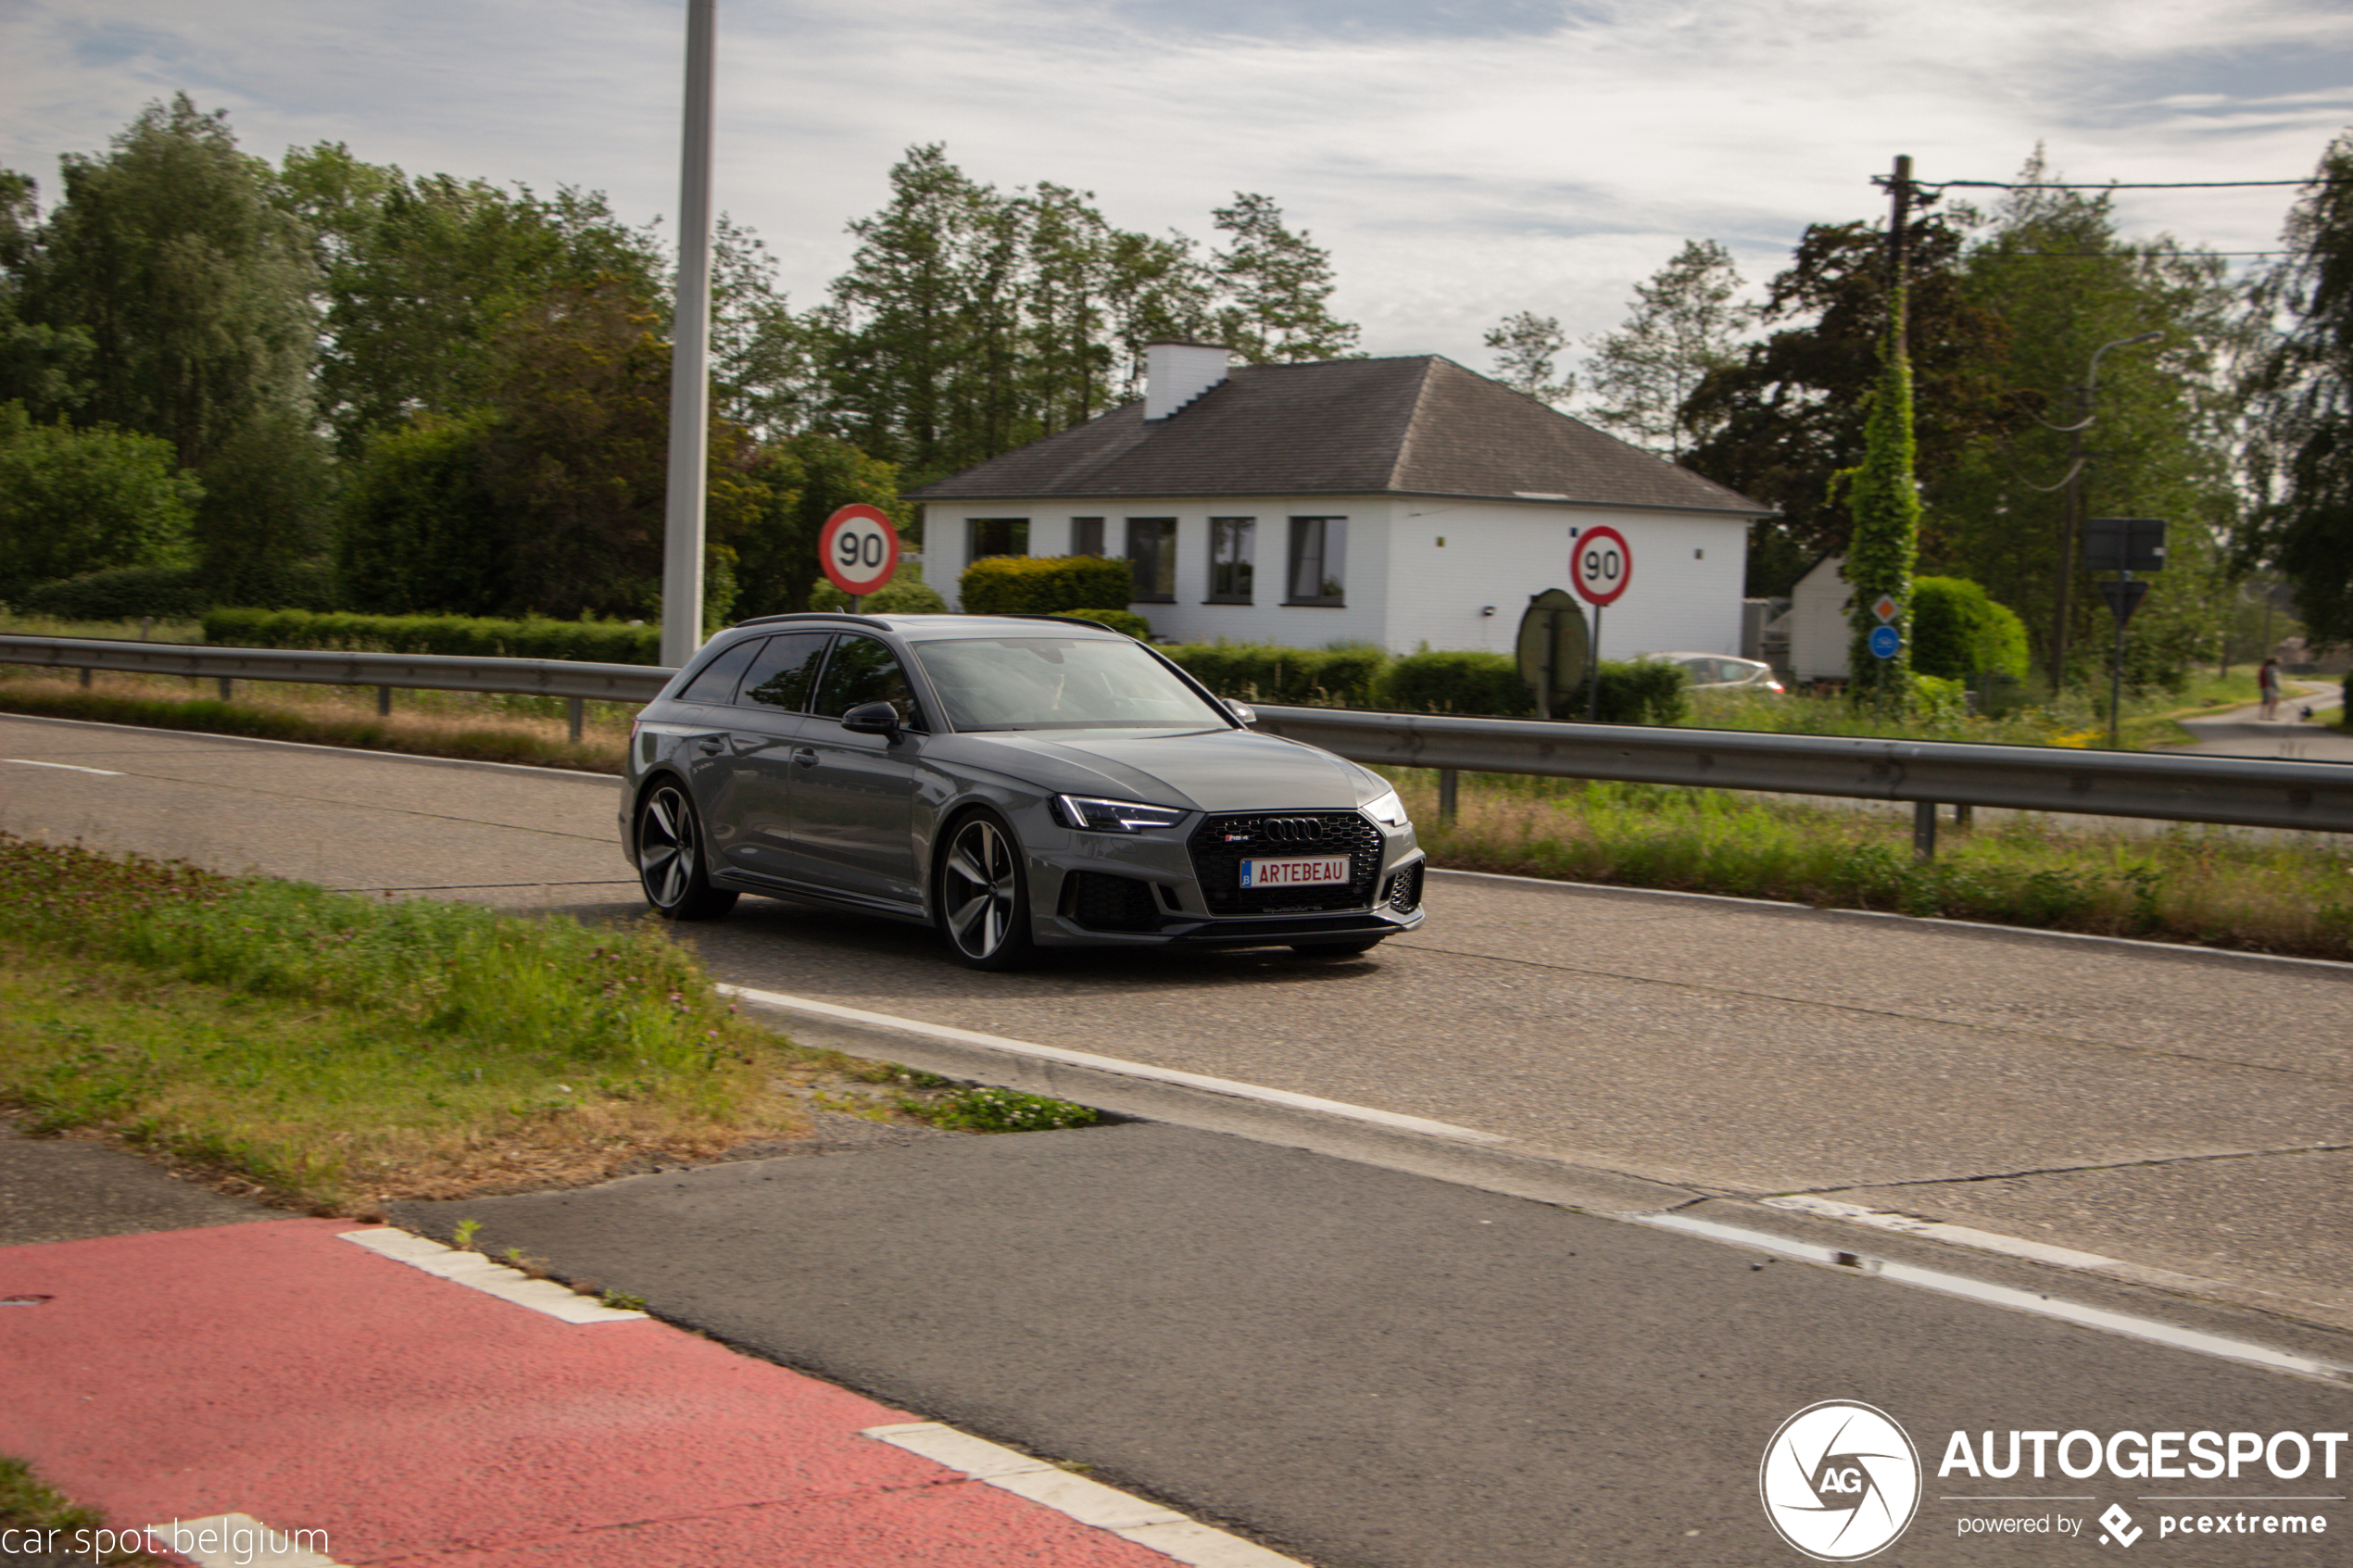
1226 700 1257 726
841 701 903 738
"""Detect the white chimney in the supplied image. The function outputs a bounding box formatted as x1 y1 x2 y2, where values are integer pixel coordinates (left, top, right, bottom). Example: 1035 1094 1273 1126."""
1143 342 1230 420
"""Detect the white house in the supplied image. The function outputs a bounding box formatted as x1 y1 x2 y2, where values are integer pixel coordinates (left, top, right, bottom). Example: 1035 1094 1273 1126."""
908 344 1773 659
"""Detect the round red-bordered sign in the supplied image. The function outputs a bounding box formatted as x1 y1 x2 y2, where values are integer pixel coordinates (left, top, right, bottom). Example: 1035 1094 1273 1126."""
1571 525 1632 608
820 504 900 597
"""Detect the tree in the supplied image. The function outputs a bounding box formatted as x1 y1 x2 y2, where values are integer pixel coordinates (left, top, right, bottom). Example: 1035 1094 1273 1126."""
1582 240 1747 457
1933 156 2245 685
1911 576 2031 682
2247 132 2353 646
1837 287 1921 706
14 97 330 596
1210 193 1358 363
0 401 201 602
280 144 664 458
1681 216 2014 593
1483 312 1572 404
729 433 907 621
0 170 93 413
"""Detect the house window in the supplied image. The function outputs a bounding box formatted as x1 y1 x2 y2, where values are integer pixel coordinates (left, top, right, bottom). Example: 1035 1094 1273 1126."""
969 518 1028 561
1072 517 1105 557
1207 517 1254 603
1126 518 1177 602
1286 517 1347 606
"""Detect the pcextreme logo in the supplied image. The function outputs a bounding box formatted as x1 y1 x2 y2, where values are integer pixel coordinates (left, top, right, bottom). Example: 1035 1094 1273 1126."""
1759 1401 1924 1562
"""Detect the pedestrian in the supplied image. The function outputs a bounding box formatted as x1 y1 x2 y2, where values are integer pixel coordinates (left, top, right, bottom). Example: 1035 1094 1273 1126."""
2258 657 2282 721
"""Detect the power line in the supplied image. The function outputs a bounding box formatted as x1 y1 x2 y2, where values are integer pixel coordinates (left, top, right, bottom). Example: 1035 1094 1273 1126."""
1919 179 2335 191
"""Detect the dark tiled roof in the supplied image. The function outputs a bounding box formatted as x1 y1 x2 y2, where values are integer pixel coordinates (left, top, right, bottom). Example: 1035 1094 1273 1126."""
905 355 1768 516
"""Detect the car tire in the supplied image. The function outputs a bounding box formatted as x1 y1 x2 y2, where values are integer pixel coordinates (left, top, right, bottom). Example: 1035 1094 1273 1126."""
1290 937 1382 957
635 781 739 922
937 809 1036 971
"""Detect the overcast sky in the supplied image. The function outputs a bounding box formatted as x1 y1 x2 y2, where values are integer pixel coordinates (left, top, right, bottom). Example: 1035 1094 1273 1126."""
6 0 2351 380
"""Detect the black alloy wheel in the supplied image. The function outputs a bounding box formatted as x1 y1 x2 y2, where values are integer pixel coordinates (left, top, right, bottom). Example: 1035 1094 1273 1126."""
937 809 1035 970
635 782 739 921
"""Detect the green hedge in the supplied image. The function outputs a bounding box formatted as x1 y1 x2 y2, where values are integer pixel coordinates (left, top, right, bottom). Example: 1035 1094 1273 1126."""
959 555 1133 616
203 608 661 664
1057 608 1153 640
1385 650 1535 717
1157 642 1388 707
807 560 950 615
23 565 213 621
1911 576 2031 682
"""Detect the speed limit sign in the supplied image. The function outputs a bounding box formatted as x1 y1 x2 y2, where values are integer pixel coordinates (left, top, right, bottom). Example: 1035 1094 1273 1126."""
819 504 900 597
1571 525 1632 607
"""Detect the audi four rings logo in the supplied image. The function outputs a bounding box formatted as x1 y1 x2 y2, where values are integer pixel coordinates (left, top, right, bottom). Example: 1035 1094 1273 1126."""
1760 1401 1922 1561
1255 818 1325 842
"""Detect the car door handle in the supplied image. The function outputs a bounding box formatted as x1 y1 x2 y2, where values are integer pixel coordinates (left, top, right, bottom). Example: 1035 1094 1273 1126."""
793 747 820 769
697 737 725 755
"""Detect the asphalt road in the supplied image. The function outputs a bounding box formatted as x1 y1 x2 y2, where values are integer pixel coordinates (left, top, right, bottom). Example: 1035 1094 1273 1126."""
6 713 2352 1565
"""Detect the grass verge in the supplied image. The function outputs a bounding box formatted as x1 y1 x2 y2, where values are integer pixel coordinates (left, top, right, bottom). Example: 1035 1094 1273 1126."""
0 1455 165 1565
1392 772 2353 960
0 833 841 1210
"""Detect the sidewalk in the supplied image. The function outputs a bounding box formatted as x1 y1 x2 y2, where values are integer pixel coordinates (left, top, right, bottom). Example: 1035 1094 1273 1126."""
0 1211 1290 1568
2169 683 2353 762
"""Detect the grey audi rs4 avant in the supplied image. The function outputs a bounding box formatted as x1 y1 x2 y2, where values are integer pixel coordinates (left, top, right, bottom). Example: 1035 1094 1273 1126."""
622 613 1427 970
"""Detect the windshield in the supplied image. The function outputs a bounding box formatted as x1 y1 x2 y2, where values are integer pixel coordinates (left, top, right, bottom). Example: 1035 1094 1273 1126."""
912 637 1229 732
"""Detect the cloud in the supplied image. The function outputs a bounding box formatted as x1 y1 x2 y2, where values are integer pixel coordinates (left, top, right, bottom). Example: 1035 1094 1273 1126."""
5 0 2347 371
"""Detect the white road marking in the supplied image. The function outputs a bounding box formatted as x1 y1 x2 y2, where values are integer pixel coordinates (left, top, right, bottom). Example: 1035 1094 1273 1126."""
719 985 1512 1146
1 757 122 775
1631 1209 2353 1386
865 1422 1309 1567
338 1228 647 1323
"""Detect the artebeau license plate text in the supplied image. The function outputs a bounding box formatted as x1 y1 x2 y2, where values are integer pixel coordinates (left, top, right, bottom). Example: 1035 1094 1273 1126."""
1239 856 1350 888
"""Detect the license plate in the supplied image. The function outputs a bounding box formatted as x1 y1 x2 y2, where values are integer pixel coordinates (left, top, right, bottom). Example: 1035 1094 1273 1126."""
1239 856 1350 888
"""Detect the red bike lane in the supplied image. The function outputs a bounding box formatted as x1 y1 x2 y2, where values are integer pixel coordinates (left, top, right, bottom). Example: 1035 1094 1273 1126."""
0 1218 1212 1567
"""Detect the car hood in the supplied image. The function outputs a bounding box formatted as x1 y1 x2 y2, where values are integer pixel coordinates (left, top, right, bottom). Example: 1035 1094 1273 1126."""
940 727 1381 813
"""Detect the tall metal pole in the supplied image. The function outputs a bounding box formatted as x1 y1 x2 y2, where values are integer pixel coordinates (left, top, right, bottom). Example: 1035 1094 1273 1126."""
660 0 716 670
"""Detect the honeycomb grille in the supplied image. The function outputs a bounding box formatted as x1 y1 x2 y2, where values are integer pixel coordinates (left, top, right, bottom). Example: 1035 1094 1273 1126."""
1067 871 1162 933
1187 811 1382 915
1384 862 1424 913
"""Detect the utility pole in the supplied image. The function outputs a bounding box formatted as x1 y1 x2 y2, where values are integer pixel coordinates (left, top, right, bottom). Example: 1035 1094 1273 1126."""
659 0 716 670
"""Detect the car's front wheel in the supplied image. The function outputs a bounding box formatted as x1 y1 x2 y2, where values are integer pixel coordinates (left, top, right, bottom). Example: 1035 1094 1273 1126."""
635 781 739 921
937 809 1035 971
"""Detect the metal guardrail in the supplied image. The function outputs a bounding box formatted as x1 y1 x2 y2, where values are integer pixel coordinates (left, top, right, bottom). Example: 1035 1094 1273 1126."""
0 634 673 740
3 634 2345 841
1247 704 2353 838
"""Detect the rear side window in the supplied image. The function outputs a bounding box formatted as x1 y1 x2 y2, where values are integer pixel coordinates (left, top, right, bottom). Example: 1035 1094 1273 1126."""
678 638 763 705
813 634 917 721
739 633 833 711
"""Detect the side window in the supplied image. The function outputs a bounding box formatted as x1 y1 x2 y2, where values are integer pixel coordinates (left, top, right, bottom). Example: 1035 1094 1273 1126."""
1286 517 1347 606
1072 517 1105 557
1126 518 1177 602
739 633 833 712
969 518 1028 560
1208 517 1254 603
813 634 919 722
678 638 764 705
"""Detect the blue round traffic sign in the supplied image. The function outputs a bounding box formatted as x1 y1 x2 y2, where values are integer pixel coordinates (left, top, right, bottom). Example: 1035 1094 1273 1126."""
1869 624 1902 660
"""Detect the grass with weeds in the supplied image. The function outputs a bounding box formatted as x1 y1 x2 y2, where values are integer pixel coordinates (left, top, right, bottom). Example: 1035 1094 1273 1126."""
1392 771 2353 960
907 1085 1107 1133
0 833 831 1209
0 666 631 772
0 1454 167 1565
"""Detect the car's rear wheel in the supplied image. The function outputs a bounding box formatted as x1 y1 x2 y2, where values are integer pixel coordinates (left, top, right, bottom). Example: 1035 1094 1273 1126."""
635 781 738 921
937 809 1035 971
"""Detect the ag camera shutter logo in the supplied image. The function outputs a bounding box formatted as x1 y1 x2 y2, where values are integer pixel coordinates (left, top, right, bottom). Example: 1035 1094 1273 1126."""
1760 1401 1921 1561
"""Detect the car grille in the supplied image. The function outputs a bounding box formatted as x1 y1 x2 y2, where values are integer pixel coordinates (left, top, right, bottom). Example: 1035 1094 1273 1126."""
1066 871 1163 933
1383 862 1424 913
1187 810 1382 916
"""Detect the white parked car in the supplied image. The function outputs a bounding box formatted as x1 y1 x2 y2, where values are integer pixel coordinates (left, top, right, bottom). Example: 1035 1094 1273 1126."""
1638 652 1787 696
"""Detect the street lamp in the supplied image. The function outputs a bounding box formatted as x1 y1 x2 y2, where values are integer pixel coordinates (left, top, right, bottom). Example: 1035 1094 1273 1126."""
2043 330 2162 693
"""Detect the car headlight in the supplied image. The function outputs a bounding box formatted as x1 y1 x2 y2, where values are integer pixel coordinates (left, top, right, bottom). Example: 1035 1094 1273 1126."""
1363 788 1410 827
1052 795 1188 833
